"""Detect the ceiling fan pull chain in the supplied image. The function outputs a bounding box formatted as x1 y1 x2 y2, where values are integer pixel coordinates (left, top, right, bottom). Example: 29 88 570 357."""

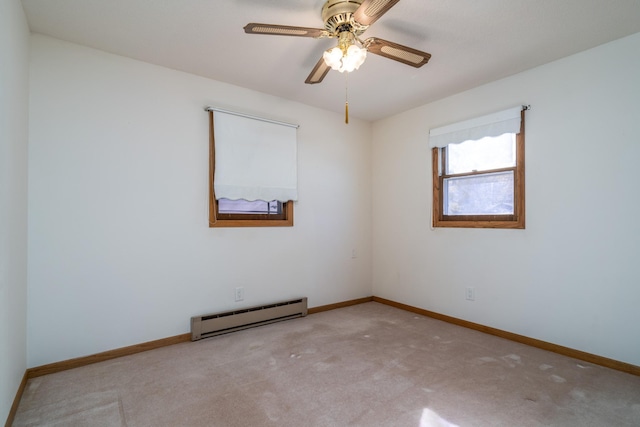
345 102 349 124
345 72 349 124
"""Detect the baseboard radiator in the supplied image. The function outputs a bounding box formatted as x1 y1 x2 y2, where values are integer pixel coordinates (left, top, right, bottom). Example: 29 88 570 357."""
191 297 308 341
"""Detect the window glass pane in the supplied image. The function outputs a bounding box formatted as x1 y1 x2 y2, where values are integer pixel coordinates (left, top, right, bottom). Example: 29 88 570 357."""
446 133 515 174
444 171 514 215
218 199 281 214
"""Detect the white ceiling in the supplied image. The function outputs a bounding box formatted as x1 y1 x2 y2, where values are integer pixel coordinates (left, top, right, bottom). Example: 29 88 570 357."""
21 0 640 122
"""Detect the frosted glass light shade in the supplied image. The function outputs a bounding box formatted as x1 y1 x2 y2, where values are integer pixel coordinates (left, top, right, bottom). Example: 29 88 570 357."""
323 44 367 73
323 47 344 70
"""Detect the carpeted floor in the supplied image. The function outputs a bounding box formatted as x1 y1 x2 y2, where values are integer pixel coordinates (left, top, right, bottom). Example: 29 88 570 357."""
14 302 640 426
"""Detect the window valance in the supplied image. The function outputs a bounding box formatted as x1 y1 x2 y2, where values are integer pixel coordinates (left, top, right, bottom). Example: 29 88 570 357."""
429 106 525 148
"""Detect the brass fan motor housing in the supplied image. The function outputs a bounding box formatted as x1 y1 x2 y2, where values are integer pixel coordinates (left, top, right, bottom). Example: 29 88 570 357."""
322 0 368 36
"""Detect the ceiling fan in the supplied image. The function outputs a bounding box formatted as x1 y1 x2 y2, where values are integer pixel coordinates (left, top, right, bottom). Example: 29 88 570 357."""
243 0 431 85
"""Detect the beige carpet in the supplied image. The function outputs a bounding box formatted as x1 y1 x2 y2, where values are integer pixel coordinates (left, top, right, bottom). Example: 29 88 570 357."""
14 302 640 426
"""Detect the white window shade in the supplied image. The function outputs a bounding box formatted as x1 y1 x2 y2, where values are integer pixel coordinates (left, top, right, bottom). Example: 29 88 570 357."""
213 110 298 202
429 106 523 148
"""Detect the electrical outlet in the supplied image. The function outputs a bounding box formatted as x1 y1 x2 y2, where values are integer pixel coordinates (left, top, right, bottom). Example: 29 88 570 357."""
235 287 244 302
465 287 475 301
351 249 357 259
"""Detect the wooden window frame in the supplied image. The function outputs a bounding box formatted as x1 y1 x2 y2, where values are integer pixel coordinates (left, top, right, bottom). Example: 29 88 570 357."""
208 111 293 228
432 110 525 229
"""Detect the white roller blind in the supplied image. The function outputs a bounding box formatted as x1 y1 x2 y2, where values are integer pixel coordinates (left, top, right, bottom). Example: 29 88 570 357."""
213 110 298 202
429 106 523 148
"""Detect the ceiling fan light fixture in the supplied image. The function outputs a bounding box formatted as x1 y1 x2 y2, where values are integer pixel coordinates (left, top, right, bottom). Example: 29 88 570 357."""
322 31 367 73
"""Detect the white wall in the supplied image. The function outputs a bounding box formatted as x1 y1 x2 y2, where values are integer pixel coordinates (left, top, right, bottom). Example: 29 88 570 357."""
27 35 372 367
0 0 30 421
372 33 640 366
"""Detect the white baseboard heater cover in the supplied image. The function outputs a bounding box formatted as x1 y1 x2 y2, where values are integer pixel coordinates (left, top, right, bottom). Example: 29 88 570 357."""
191 297 308 341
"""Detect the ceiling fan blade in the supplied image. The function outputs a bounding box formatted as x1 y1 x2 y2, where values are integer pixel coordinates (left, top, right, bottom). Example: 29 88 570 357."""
244 23 327 38
353 0 401 26
365 37 431 68
305 57 331 84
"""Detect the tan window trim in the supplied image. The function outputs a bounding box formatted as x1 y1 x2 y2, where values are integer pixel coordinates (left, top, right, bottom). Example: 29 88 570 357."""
208 111 293 228
432 110 525 229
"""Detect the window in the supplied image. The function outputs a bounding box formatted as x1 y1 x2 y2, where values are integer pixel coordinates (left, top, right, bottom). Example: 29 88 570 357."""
431 107 526 229
208 109 296 227
218 199 281 215
215 199 291 222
